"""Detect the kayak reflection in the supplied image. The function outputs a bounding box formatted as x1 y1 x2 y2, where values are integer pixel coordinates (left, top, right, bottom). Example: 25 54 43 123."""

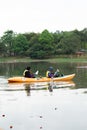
7 81 75 95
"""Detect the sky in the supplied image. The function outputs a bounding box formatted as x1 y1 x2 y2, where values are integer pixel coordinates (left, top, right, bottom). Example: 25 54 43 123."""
0 0 87 36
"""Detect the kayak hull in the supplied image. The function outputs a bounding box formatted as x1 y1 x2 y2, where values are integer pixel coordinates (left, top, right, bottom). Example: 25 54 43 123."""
8 74 75 83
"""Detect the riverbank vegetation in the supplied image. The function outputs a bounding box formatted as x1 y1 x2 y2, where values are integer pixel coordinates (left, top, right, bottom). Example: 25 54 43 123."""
0 28 87 59
0 56 87 63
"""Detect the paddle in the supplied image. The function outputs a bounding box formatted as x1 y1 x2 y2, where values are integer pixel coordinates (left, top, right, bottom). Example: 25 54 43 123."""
34 70 39 77
35 70 39 75
48 68 64 91
54 69 64 77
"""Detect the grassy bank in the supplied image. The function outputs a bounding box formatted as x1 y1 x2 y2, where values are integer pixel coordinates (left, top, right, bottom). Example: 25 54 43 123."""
0 56 87 63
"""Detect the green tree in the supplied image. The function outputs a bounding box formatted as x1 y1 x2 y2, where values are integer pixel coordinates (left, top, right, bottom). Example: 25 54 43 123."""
80 28 87 50
1 30 15 56
23 32 37 41
13 34 28 56
52 31 64 55
58 32 81 54
0 39 6 56
38 29 54 58
27 34 40 58
28 30 54 59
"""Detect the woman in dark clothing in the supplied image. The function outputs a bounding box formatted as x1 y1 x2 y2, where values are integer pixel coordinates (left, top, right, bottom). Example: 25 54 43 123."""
23 66 35 78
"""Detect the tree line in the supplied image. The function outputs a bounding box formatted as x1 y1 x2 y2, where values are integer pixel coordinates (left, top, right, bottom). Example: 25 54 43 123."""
0 28 87 59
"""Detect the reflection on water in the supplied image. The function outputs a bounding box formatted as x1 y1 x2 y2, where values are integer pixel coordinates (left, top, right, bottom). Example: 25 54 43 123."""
0 79 87 130
1 62 87 130
24 84 31 96
0 80 76 95
0 76 75 95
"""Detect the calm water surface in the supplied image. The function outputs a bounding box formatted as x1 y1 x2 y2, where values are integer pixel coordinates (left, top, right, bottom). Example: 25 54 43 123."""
0 61 87 130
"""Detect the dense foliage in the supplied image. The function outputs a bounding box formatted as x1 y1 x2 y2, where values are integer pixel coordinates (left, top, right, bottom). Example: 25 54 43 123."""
0 28 87 59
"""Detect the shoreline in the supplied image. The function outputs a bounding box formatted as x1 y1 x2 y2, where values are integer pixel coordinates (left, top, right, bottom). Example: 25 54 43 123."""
0 56 87 63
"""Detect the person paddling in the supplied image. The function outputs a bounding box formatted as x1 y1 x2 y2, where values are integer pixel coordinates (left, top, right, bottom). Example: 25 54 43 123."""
46 67 54 78
23 66 35 78
46 66 63 78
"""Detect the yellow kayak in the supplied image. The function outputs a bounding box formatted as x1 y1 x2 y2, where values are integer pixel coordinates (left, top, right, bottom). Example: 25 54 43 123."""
8 74 75 83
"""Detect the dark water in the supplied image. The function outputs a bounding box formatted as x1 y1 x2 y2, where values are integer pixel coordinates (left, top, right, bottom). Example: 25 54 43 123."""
0 61 87 130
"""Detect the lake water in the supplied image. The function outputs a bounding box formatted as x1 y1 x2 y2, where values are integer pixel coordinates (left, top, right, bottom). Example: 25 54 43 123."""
0 61 87 130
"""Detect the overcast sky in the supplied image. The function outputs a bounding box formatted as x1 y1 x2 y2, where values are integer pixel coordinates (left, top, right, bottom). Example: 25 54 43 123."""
0 0 87 35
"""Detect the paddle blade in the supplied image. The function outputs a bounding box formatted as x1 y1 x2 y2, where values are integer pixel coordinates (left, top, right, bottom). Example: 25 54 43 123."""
35 70 39 75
